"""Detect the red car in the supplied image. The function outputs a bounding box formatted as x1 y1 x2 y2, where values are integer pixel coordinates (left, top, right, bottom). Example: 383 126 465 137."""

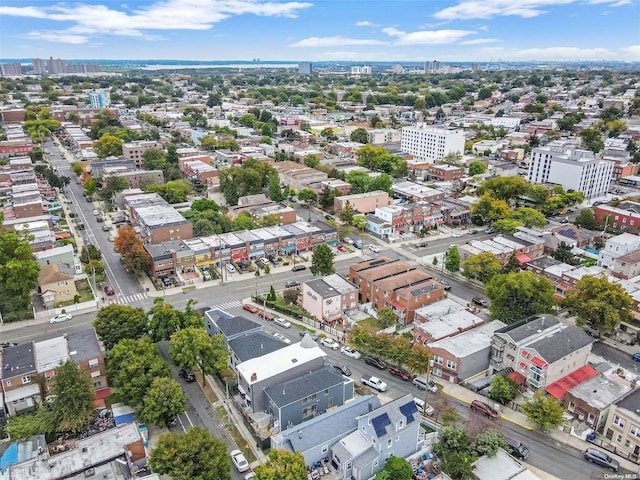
388 367 412 381
470 400 499 419
104 285 115 296
337 245 347 252
242 304 258 314
258 311 275 321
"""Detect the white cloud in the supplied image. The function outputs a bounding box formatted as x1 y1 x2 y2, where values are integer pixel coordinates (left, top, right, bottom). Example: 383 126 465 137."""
433 0 631 20
477 45 616 60
620 45 640 59
355 20 378 27
382 27 475 45
290 36 388 47
0 0 313 44
459 38 500 45
26 30 89 44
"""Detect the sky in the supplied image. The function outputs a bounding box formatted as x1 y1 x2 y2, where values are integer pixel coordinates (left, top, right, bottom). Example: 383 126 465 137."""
0 0 638 62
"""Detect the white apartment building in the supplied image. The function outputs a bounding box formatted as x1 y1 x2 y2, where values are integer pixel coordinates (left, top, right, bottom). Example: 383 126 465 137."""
350 65 372 75
400 124 465 163
527 144 614 199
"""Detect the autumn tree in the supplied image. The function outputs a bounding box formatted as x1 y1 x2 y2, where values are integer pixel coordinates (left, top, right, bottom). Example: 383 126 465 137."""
115 226 150 276
461 252 503 284
150 427 230 480
523 391 564 430
94 304 149 349
562 275 633 335
138 377 187 426
93 133 123 158
255 450 308 480
486 271 556 324
169 327 228 377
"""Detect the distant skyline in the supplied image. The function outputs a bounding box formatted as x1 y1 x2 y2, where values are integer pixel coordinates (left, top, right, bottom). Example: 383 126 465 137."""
0 0 638 63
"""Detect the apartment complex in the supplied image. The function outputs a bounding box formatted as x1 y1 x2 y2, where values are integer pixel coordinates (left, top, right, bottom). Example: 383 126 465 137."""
400 124 465 162
87 89 111 109
527 144 614 199
122 140 162 168
301 274 359 323
334 191 391 214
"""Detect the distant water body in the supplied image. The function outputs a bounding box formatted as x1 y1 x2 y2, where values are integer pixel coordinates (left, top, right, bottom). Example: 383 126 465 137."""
140 63 298 70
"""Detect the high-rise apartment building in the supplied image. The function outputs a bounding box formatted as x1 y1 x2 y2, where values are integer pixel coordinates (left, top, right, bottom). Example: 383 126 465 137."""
32 58 46 74
47 57 66 74
425 60 441 74
298 62 312 74
0 63 22 77
527 143 614 199
400 124 465 163
88 89 111 109
350 65 372 75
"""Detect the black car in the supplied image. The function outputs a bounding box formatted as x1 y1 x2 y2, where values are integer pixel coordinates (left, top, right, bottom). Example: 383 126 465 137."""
472 297 489 308
332 363 352 376
415 242 427 248
0 342 18 348
508 440 529 460
165 416 179 427
364 356 387 370
440 280 451 290
324 214 334 221
292 265 307 272
285 280 300 288
179 368 196 382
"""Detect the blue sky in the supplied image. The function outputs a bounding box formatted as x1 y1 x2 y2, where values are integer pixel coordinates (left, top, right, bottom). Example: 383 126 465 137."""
0 0 638 62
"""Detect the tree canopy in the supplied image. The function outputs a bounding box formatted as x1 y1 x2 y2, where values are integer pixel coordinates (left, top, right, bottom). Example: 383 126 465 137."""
255 449 308 480
94 304 149 350
169 327 228 376
138 377 187 427
522 391 564 430
0 228 40 321
461 252 503 284
486 271 556 324
148 298 204 342
51 360 96 434
311 244 335 276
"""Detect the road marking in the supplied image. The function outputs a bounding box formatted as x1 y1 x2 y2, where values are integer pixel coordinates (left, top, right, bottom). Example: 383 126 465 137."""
209 300 242 310
183 411 195 428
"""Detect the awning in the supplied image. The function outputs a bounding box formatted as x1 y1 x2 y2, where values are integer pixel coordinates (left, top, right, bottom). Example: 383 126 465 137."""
507 372 527 385
282 246 295 252
390 301 407 311
326 240 339 245
557 283 571 291
516 253 532 263
531 356 548 368
518 362 528 369
237 385 246 396
95 388 111 400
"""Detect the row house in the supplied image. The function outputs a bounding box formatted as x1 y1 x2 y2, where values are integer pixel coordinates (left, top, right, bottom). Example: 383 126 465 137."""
459 235 545 265
603 389 640 460
440 199 471 225
557 265 605 295
319 179 352 196
348 257 445 325
424 164 464 182
302 274 359 324
334 191 391 215
391 181 445 203
107 169 165 190
180 159 218 185
599 233 640 269
489 315 593 390
371 203 443 236
525 256 575 286
413 298 485 345
595 202 640 233
0 140 33 158
145 220 337 279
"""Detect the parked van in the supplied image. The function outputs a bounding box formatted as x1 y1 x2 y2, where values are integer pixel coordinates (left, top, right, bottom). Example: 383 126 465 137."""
413 376 438 392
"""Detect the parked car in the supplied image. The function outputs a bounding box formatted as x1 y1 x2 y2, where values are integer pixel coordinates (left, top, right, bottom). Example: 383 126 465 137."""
340 346 362 359
472 297 489 308
50 313 72 324
337 245 347 252
343 237 354 244
299 330 318 341
104 285 115 296
285 280 300 288
470 400 499 419
583 447 619 472
179 368 196 382
388 367 412 381
368 244 380 253
440 280 451 290
258 311 275 321
332 363 352 376
413 397 434 416
451 231 463 238
164 416 179 427
292 265 307 272
231 450 250 473
415 242 427 248
324 214 334 220
468 229 478 235
225 264 236 273
413 377 438 392
633 353 640 362
92 210 99 215
102 225 110 232
0 342 18 348
364 356 387 370
96 217 103 223
353 241 363 249
242 304 258 314
272 332 291 344
320 338 339 350
507 439 530 460
486 227 495 234
274 317 291 328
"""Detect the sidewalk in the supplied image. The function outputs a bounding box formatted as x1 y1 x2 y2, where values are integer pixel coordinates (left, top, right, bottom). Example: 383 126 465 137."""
439 381 640 474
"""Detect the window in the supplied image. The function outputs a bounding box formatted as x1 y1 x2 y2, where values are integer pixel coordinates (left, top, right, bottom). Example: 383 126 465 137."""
302 405 317 419
617 434 623 443
434 356 443 366
22 376 31 384
614 415 626 428
631 425 640 438
387 439 392 447
446 360 457 370
321 445 328 454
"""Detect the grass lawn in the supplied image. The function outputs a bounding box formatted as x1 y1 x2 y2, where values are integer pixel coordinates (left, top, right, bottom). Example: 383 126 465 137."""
358 317 383 330
57 279 94 307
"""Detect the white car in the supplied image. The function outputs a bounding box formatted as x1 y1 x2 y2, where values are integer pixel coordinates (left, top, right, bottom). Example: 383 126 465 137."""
451 231 463 238
50 313 72 324
341 346 362 359
368 244 380 253
413 397 434 416
272 332 292 344
320 338 340 350
343 237 354 244
274 317 291 328
231 450 250 473
225 264 236 273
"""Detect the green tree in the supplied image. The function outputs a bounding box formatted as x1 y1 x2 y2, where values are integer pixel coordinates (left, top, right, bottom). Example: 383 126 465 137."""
580 127 604 153
461 252 503 284
311 244 335 276
471 194 511 224
147 298 204 342
370 173 393 194
440 451 476 480
233 211 256 231
0 228 40 321
468 161 487 176
378 457 412 480
93 133 123 158
298 188 318 206
347 170 371 194
4 405 57 440
350 127 369 144
51 360 96 434
340 200 355 223
319 186 336 209
575 208 599 230
98 175 129 201
469 430 509 457
492 218 524 235
268 174 284 202
94 304 149 350
138 377 188 426
255 449 308 480
169 327 228 376
486 271 556 323
445 246 460 273
561 275 633 335
478 176 532 203
142 148 167 170
376 307 397 328
304 154 320 169
150 427 230 480
107 338 170 407
522 391 564 430
511 207 547 228
488 375 518 405
83 176 97 195
207 93 222 107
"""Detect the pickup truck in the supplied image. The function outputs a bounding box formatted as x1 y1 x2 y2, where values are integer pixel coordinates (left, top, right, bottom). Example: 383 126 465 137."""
361 375 388 392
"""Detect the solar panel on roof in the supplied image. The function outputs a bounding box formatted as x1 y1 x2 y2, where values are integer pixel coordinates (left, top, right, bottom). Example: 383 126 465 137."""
371 413 391 437
399 401 418 423
558 228 577 240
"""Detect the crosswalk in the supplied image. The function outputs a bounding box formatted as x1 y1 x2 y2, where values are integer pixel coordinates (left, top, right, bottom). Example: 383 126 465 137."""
208 300 243 311
105 292 148 305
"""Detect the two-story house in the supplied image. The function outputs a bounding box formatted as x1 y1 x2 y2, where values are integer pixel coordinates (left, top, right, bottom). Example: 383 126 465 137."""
330 394 422 480
264 366 354 431
489 315 593 390
38 264 77 308
599 233 640 269
0 344 39 417
302 274 358 323
603 389 640 459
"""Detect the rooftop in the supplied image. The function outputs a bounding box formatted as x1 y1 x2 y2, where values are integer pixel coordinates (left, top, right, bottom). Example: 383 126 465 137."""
135 205 189 228
0 343 36 379
228 331 287 363
212 315 262 339
495 314 560 343
67 329 103 363
528 325 593 364
34 337 69 373
429 321 507 357
568 372 631 409
264 366 347 407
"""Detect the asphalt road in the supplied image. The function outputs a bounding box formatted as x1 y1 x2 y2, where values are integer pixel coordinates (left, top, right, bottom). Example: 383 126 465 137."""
592 341 640 372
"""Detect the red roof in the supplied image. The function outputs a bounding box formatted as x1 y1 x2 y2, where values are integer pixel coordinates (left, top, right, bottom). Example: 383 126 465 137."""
95 387 112 400
518 361 528 369
516 254 532 263
557 283 571 291
545 365 598 399
507 372 527 385
390 300 407 311
531 356 548 368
